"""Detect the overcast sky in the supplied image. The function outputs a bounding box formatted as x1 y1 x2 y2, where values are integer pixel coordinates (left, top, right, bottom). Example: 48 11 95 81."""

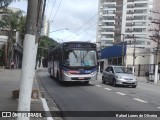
9 0 99 43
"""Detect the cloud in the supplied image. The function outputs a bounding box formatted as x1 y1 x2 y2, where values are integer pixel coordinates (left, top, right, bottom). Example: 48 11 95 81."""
9 0 99 43
49 0 98 42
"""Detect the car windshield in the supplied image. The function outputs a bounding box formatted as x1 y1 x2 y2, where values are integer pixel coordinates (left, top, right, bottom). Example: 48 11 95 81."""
63 49 97 67
114 67 132 74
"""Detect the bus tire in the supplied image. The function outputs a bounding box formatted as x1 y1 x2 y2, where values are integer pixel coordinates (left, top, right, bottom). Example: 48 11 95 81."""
56 72 59 81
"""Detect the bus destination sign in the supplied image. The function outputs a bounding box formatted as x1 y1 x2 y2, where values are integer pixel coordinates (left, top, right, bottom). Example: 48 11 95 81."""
63 43 96 48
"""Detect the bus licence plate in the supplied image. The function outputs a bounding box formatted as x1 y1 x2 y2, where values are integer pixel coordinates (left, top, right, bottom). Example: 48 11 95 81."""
79 77 84 80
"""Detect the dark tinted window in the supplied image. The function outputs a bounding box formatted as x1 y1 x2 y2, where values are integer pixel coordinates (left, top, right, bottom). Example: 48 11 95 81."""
105 67 110 72
110 67 114 73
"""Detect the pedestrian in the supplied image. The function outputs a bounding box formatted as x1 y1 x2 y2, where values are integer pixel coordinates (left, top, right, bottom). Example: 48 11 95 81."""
11 61 15 69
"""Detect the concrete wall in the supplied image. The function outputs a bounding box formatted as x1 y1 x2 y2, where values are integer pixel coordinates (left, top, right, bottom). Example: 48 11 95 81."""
126 47 150 66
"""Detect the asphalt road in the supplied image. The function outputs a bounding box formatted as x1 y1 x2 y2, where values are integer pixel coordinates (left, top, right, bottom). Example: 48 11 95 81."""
37 68 160 120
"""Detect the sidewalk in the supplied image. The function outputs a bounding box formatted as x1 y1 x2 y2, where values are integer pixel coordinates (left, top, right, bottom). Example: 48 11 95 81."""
0 69 46 120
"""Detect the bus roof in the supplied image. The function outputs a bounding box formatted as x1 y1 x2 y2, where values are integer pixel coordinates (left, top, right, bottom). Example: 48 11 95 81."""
61 41 95 45
48 41 96 53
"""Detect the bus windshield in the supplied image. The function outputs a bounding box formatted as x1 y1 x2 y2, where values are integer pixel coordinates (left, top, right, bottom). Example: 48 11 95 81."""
63 49 97 67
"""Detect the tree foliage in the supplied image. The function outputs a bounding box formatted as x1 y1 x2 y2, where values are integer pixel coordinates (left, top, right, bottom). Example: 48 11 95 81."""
0 9 26 67
0 0 14 8
37 35 59 59
0 45 5 66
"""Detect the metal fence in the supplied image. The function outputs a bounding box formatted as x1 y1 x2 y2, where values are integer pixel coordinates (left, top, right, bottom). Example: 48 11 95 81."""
127 64 155 77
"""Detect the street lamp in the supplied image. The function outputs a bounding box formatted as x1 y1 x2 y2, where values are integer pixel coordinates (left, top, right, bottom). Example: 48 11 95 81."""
96 41 102 73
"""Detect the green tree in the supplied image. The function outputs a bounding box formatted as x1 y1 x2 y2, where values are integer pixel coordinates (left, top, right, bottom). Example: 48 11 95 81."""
0 9 25 67
0 45 5 66
0 0 13 8
37 36 59 67
0 0 22 8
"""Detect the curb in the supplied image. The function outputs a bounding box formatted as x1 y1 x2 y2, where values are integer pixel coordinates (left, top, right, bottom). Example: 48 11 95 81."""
36 69 63 120
35 70 54 120
41 98 54 120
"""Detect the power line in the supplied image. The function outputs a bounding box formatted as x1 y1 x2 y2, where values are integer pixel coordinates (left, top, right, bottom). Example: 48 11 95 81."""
51 0 63 21
62 1 128 41
63 13 98 40
68 20 97 41
48 0 57 20
45 0 49 15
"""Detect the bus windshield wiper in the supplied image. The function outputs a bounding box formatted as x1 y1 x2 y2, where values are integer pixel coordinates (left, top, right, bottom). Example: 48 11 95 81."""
72 51 79 62
81 60 88 66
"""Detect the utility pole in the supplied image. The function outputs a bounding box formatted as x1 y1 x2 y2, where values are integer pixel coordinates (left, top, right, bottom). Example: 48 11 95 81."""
98 42 102 73
133 37 136 68
150 10 160 84
17 0 45 120
95 41 102 73
120 34 125 66
127 35 138 74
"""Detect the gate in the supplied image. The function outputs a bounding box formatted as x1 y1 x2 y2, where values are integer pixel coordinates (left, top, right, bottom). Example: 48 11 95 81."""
127 64 155 77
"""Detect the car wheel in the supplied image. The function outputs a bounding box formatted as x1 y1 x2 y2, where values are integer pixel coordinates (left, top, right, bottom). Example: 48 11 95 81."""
132 85 137 88
102 76 106 84
113 79 117 87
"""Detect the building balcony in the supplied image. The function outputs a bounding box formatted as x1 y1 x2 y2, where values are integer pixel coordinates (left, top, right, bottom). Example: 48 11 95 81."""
134 0 148 4
101 37 114 41
126 23 135 27
132 19 147 22
127 0 134 2
132 31 146 34
132 25 146 28
101 31 114 34
102 20 115 22
134 7 148 10
103 8 116 11
102 14 115 17
126 11 134 14
133 13 148 16
101 25 115 28
103 2 116 5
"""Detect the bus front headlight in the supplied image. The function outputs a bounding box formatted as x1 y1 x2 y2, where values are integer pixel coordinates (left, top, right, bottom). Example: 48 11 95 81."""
63 70 71 75
90 71 97 75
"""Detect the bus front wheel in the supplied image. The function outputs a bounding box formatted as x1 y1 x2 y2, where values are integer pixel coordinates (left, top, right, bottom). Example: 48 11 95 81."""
56 72 59 81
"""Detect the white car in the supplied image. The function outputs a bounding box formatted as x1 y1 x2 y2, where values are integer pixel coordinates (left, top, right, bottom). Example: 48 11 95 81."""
102 65 137 88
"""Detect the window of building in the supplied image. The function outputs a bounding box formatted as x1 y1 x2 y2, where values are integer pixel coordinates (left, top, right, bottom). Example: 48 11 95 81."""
147 42 151 45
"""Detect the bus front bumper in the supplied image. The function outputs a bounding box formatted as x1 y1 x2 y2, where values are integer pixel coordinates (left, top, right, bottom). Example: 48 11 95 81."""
62 72 97 81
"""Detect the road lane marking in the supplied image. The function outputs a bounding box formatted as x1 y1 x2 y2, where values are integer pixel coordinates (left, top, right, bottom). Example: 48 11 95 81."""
104 88 112 91
133 98 148 103
116 92 126 96
41 98 54 120
96 85 102 87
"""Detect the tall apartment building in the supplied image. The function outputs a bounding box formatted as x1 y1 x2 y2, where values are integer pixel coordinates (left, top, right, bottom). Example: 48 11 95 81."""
41 16 50 36
96 0 159 49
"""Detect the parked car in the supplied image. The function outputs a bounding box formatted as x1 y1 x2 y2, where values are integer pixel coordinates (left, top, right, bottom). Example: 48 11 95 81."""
102 65 137 88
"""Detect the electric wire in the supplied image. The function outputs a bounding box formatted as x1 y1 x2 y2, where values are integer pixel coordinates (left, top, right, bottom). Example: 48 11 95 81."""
63 13 98 40
51 0 63 21
62 1 128 41
68 20 97 41
48 0 57 20
45 0 49 15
